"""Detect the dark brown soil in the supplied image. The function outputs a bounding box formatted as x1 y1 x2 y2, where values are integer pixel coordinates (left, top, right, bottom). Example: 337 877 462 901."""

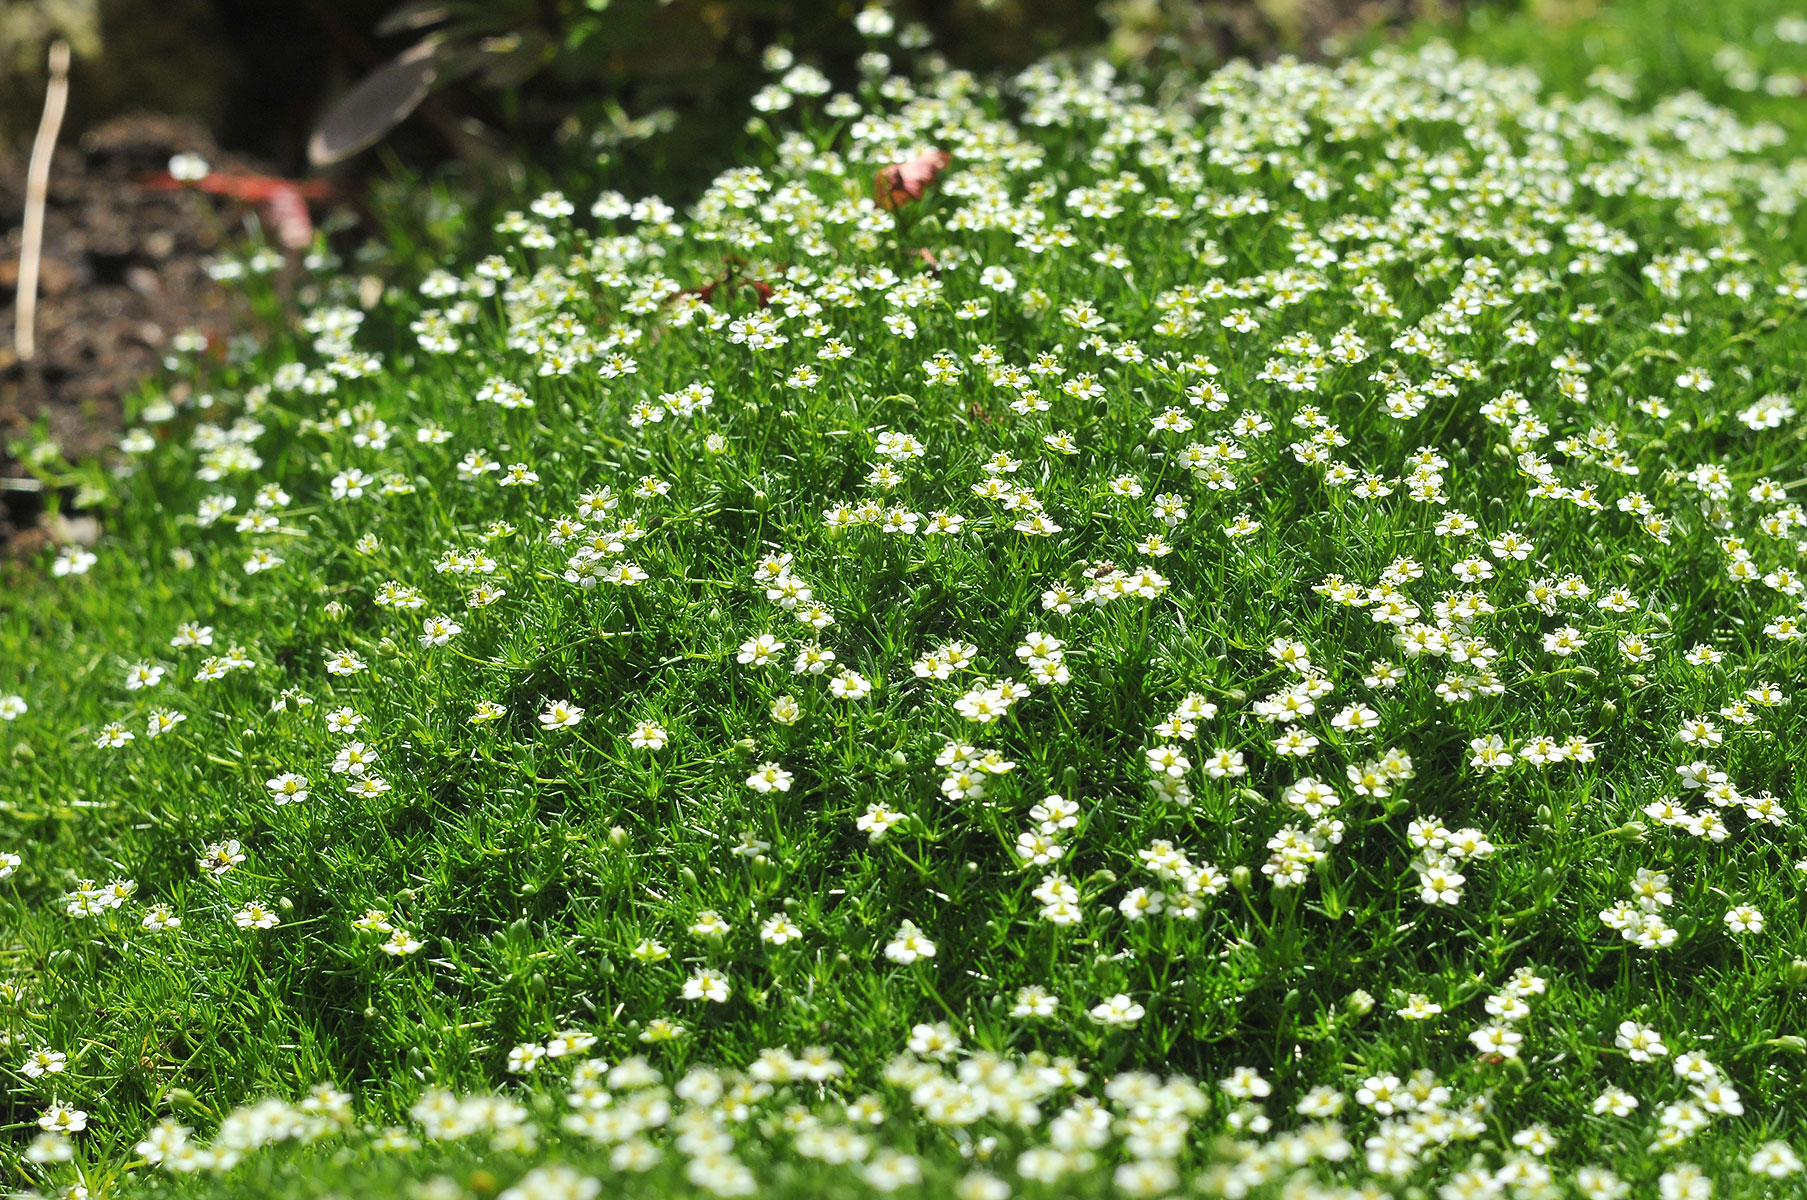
0 113 268 555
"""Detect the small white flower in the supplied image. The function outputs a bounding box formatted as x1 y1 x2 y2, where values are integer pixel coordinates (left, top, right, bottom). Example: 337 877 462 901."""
21 1047 67 1078
884 920 936 965
746 762 793 793
506 1042 548 1073
682 968 731 1003
234 901 280 930
380 929 423 956
628 720 668 750
168 153 211 181
124 663 166 690
418 615 462 647
1088 993 1145 1026
265 773 310 804
539 699 585 731
1724 904 1764 935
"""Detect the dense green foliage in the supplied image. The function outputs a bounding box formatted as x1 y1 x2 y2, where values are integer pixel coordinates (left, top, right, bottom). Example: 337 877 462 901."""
5 8 1807 1199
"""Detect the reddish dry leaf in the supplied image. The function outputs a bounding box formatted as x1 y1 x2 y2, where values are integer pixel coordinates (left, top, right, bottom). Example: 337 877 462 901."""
140 172 333 251
874 149 951 211
261 185 315 251
140 172 333 202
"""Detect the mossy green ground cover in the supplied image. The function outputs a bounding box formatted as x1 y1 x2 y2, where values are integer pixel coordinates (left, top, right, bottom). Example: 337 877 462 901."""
4 7 1807 1199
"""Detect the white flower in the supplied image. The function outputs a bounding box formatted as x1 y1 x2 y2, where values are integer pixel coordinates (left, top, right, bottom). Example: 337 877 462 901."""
1220 1067 1272 1098
682 968 731 1003
143 904 181 932
266 773 310 804
1468 735 1514 770
1145 744 1189 778
1088 993 1145 1026
168 153 210 181
135 1118 192 1164
628 720 668 750
745 762 793 793
39 1102 88 1133
1750 1141 1804 1178
146 709 186 738
380 929 423 956
1616 1021 1667 1062
738 633 786 665
52 548 97 576
21 1048 67 1078
1329 704 1380 733
199 839 246 876
759 913 803 945
24 1133 73 1164
1010 986 1059 1018
419 615 462 646
1469 1022 1523 1059
234 902 280 930
124 663 166 690
324 649 367 676
539 699 585 730
1658 1164 1713 1200
857 802 906 841
1724 904 1764 935
500 1167 600 1200
545 1029 598 1058
884 920 936 964
830 668 873 700
506 1042 548 1073
854 4 894 37
1542 625 1588 656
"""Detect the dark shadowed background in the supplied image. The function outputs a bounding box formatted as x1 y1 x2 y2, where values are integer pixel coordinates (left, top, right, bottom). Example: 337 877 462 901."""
0 0 1453 167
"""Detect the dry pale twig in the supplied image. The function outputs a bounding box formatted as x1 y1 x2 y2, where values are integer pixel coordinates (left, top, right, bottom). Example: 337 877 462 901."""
15 40 73 363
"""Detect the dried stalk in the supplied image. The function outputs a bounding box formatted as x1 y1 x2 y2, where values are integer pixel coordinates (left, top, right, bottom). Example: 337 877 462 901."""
15 40 73 363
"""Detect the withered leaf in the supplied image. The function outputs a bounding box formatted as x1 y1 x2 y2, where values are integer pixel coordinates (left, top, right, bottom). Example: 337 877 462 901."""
373 1 453 37
875 149 951 212
308 40 442 167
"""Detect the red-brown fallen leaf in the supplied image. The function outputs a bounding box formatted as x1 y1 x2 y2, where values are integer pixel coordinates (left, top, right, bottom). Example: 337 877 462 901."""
139 171 334 252
875 149 950 211
672 270 773 311
139 171 333 202
260 184 314 251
